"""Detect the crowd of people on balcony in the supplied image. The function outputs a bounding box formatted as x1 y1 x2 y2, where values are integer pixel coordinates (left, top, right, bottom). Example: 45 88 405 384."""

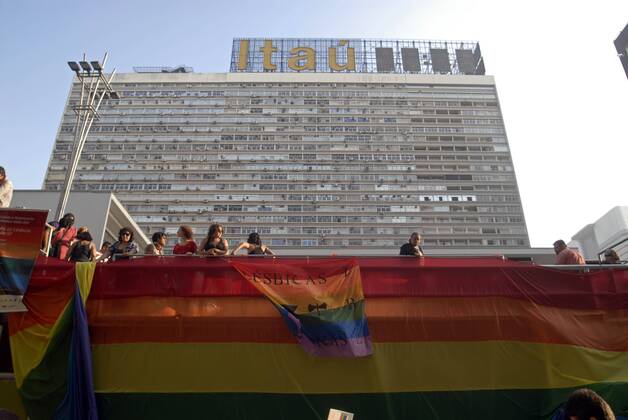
46 214 280 261
41 212 624 266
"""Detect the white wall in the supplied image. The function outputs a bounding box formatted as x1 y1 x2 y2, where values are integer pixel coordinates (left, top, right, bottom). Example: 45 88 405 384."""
570 206 628 260
10 191 149 249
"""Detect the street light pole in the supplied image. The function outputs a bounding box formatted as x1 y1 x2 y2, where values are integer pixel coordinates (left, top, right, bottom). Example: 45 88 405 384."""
55 53 119 221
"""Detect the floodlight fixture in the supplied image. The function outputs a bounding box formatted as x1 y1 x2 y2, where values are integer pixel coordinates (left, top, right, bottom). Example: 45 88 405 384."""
90 61 103 71
68 61 80 72
79 61 92 72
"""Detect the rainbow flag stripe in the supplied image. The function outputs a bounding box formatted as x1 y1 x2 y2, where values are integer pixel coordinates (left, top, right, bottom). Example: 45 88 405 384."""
9 257 628 420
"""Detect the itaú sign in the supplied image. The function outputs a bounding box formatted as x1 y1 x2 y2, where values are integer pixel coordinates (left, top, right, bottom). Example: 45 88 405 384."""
234 39 356 72
229 38 485 75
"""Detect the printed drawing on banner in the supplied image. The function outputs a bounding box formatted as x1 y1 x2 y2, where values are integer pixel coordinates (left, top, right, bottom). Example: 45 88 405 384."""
231 257 373 357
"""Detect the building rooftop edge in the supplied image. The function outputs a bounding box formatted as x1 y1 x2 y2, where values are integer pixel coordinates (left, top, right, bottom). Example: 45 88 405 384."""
104 72 495 85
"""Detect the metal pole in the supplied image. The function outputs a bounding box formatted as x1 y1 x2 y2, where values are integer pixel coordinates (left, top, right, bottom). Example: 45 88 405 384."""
70 70 116 178
64 70 116 207
79 70 116 148
55 54 87 221
55 53 116 221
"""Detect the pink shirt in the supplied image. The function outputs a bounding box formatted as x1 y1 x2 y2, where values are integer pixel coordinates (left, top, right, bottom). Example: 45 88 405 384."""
52 226 77 260
555 248 585 265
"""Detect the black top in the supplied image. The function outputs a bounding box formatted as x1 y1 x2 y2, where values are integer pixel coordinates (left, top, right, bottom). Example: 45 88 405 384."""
70 242 92 262
248 244 265 255
399 243 423 256
203 239 226 251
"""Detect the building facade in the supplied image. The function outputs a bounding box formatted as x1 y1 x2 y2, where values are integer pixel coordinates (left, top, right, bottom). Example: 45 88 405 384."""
44 39 529 253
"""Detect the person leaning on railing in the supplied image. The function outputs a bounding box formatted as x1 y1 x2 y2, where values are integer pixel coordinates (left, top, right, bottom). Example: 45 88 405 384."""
66 231 98 263
198 223 229 256
399 232 424 257
602 249 621 264
145 232 167 256
230 232 275 256
553 240 585 265
95 241 111 262
102 227 138 261
50 213 77 260
173 225 197 255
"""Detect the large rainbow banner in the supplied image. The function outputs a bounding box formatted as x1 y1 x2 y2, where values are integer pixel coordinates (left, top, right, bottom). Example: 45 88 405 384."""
7 256 628 419
9 261 97 420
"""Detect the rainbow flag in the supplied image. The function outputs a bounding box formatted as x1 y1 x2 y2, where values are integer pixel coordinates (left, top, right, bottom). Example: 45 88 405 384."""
231 257 372 357
8 257 628 419
9 259 97 420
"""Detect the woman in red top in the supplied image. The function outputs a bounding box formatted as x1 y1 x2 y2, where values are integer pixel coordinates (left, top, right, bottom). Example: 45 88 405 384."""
173 225 197 255
50 213 77 260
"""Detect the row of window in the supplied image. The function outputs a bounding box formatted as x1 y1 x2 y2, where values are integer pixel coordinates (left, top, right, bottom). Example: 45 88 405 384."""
85 107 502 118
50 164 519 186
118 81 490 90
87 87 498 101
60 124 506 136
58 133 503 144
64 179 511 198
52 152 512 166
136 232 527 249
128 208 522 225
141 223 524 236
56 138 507 153
60 144 507 153
86 115 503 126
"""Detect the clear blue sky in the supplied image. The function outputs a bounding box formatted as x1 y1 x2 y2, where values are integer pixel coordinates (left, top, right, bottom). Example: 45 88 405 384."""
1 0 627 247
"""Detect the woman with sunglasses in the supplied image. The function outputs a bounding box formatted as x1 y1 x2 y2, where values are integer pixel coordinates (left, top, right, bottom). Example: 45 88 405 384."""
103 227 138 261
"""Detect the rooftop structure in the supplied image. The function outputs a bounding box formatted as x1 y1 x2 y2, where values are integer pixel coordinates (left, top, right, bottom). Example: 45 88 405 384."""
11 191 150 249
570 206 628 260
231 38 485 75
133 66 194 73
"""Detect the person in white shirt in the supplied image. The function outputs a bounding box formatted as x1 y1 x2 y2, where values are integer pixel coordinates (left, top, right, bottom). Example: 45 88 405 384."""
0 167 13 208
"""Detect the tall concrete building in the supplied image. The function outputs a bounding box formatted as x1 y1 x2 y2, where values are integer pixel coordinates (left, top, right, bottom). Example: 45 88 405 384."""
44 39 529 253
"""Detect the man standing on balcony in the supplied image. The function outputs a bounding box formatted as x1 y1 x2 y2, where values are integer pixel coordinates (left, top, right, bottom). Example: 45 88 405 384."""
0 166 13 208
399 232 424 256
553 239 585 265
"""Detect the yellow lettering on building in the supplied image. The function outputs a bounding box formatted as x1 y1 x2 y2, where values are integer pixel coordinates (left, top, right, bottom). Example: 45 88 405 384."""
260 40 277 71
288 47 316 71
238 40 250 70
328 40 355 72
